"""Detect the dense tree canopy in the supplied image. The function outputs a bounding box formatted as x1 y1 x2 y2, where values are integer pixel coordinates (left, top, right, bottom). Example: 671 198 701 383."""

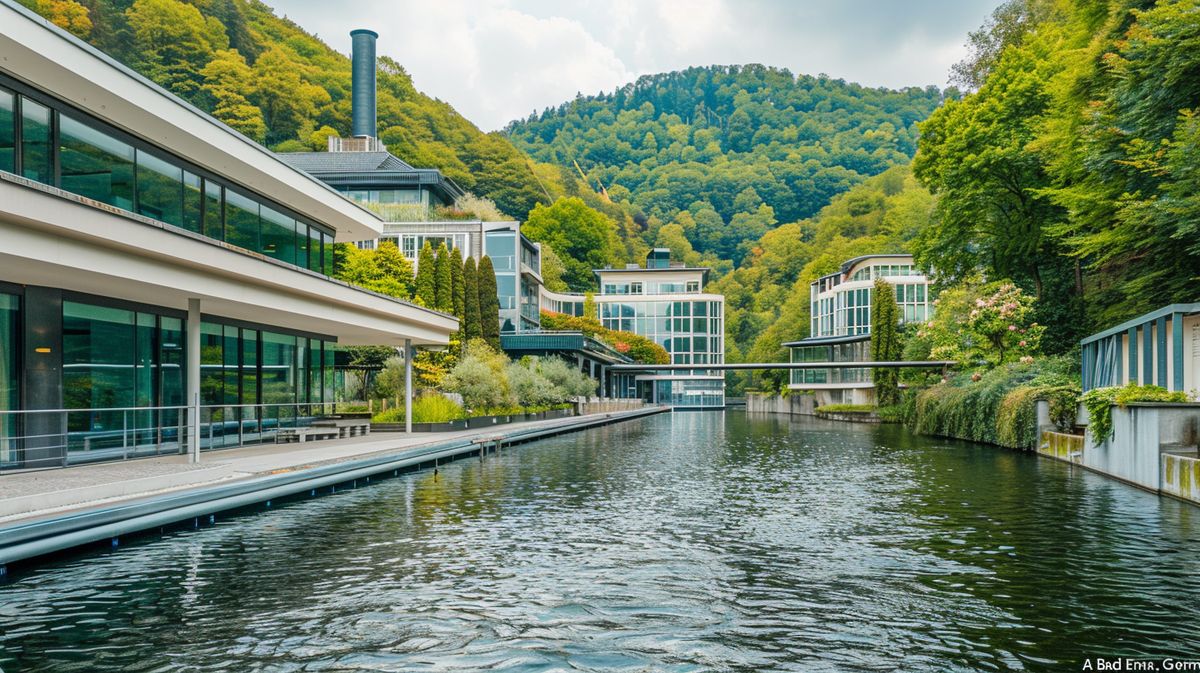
913 0 1200 338
506 65 947 261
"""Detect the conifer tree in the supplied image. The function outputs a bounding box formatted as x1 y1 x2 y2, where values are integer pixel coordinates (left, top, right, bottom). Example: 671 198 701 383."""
463 256 481 341
372 240 414 298
414 241 436 307
449 247 465 318
434 242 453 312
477 255 501 350
870 278 902 407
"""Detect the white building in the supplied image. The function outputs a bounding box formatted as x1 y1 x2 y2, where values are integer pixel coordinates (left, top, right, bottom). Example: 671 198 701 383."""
786 254 931 406
545 249 726 408
0 2 456 470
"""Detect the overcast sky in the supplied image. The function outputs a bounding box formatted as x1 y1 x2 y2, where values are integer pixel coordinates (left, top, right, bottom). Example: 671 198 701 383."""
269 0 1001 132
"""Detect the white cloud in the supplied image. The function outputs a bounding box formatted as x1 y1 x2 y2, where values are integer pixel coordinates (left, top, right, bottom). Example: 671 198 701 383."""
270 0 1000 130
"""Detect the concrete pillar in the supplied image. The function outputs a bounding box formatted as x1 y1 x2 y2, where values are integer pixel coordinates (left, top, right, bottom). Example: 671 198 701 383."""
404 339 413 434
600 365 608 398
187 298 201 463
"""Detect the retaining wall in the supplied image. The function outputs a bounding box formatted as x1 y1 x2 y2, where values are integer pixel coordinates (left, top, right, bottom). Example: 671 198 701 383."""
746 393 816 416
1039 403 1200 506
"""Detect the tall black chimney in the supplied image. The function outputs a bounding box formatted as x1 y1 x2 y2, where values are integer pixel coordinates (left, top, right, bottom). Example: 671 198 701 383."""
350 29 378 139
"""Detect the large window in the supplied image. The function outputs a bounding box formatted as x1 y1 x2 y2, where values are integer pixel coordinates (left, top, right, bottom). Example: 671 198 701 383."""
20 97 52 184
225 189 260 253
1 89 16 173
136 149 183 226
59 113 136 210
0 79 336 274
261 205 297 266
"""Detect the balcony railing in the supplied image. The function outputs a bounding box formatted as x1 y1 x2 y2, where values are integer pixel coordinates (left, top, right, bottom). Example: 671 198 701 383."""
0 402 336 472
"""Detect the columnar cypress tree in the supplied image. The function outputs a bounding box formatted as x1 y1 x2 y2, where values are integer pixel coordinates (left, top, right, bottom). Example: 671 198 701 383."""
463 256 481 341
414 241 436 307
433 242 453 312
870 278 902 406
477 255 501 350
449 247 465 317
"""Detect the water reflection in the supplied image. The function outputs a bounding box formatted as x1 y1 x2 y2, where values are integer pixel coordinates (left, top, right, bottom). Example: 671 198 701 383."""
2 411 1198 672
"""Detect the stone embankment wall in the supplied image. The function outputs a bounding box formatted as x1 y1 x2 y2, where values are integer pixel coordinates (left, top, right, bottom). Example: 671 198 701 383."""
576 399 645 415
746 393 816 416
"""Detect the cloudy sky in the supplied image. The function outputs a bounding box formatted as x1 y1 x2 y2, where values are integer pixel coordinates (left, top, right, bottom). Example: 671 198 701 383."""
270 0 1001 132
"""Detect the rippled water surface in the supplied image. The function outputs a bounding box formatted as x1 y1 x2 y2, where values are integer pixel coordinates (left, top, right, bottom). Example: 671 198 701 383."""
3 411 1200 672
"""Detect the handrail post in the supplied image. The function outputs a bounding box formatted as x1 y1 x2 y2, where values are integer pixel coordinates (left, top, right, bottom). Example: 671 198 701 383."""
405 338 413 434
187 297 201 463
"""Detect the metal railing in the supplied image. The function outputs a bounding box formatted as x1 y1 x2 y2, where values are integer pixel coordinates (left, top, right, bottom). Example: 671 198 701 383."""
0 402 336 472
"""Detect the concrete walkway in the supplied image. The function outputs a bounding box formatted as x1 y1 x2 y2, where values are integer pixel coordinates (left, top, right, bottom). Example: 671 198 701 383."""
0 408 665 526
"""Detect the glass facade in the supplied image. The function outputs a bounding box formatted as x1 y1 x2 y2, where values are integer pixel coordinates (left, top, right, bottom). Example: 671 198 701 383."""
486 231 520 333
810 274 931 338
62 300 186 457
653 378 724 407
789 340 872 387
0 293 18 466
600 299 724 366
0 78 334 275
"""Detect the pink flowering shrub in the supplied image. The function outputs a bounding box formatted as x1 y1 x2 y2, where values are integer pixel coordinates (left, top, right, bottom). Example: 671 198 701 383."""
910 280 1044 369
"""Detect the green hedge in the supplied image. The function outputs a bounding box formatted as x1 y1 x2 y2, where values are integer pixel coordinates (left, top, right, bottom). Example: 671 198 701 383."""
901 357 1080 449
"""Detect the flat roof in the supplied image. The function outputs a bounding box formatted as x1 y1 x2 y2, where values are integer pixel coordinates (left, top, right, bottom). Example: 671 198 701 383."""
1080 303 1200 346
0 0 385 243
782 334 871 347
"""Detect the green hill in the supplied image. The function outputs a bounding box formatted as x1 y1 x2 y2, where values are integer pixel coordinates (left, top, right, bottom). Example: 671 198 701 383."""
21 0 560 219
504 65 948 264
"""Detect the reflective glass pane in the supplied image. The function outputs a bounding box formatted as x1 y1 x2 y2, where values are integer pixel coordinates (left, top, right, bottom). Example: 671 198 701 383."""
261 331 296 406
62 302 135 434
260 205 297 265
203 180 223 240
0 89 14 173
199 322 224 406
225 190 260 252
182 172 202 234
136 149 183 226
59 114 135 209
20 98 52 184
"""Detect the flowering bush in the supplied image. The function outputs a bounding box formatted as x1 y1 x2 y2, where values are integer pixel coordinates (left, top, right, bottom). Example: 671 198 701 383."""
914 280 1044 369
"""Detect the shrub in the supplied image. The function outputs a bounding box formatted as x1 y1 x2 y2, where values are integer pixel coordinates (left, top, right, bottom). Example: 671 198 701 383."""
445 339 514 410
1081 384 1191 446
815 404 875 413
540 310 669 364
876 404 904 423
372 393 465 424
507 357 560 407
535 356 597 399
914 280 1044 369
905 355 1081 449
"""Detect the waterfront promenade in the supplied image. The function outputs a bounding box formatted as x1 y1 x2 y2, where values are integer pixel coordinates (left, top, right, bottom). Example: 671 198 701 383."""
0 406 666 568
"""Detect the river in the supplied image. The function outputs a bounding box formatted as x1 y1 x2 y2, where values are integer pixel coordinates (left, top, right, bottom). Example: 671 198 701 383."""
2 411 1198 671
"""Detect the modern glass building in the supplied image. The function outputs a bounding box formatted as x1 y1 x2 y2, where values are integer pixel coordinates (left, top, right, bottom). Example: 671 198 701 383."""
0 3 456 469
787 254 932 406
591 250 725 408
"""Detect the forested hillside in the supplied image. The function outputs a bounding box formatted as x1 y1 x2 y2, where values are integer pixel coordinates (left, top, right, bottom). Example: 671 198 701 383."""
911 0 1200 341
18 0 561 219
505 66 947 264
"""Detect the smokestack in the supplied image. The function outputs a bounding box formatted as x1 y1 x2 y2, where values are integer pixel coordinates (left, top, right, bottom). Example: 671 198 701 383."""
350 29 378 139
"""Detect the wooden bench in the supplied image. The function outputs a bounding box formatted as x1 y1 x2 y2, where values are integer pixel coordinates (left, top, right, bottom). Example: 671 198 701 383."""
276 427 341 443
